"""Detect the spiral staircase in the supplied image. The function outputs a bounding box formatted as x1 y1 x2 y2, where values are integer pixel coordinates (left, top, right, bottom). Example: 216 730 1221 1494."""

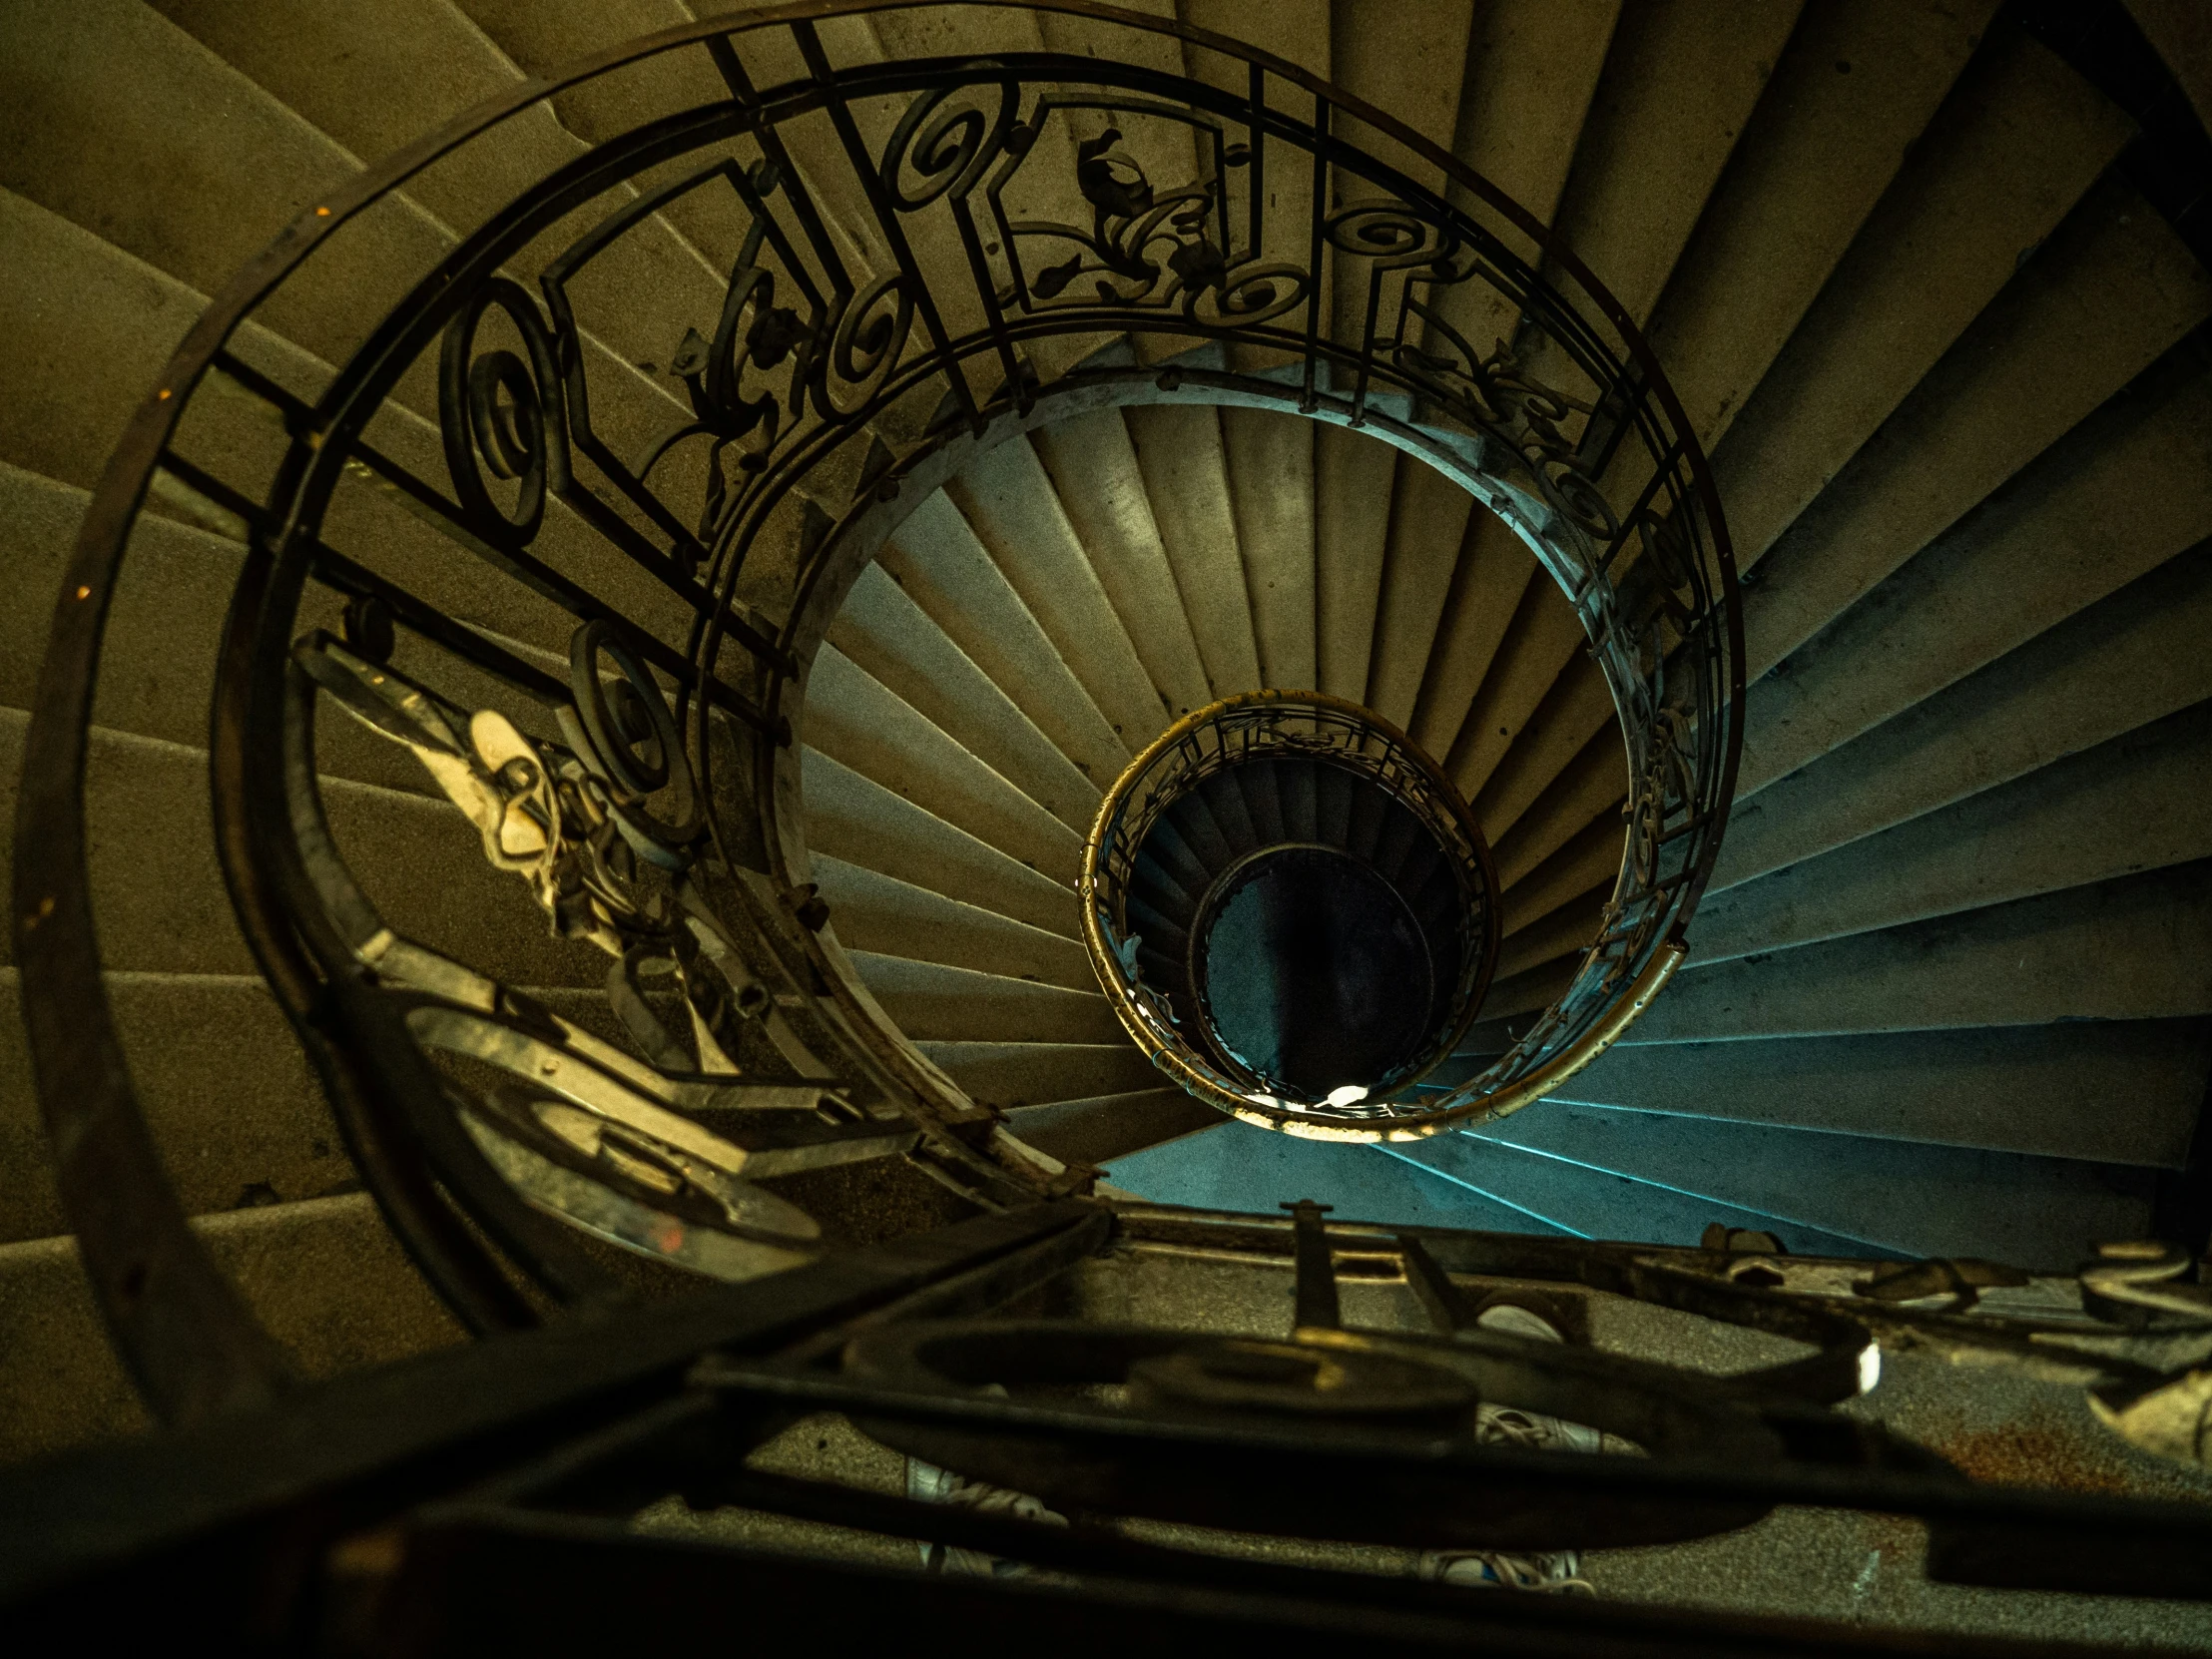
0 0 2208 1554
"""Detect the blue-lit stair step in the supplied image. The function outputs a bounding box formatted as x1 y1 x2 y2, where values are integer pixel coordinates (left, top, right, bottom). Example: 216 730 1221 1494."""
1459 1102 2154 1269
1102 1118 1573 1236
1384 1132 1891 1258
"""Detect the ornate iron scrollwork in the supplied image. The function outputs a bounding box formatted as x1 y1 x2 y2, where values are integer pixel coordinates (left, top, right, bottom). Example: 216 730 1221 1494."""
21 2 1740 1398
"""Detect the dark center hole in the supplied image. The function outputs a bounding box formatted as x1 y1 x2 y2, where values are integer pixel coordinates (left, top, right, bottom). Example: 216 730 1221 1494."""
1197 845 1432 1097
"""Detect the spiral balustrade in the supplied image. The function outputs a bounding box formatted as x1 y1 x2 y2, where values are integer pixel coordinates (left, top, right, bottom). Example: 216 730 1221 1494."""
13 0 1738 1420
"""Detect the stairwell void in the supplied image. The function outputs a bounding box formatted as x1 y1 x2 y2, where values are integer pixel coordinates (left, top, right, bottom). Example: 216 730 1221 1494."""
1086 690 1501 1120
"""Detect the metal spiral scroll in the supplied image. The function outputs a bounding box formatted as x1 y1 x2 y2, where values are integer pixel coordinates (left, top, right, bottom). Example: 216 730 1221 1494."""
438 278 569 549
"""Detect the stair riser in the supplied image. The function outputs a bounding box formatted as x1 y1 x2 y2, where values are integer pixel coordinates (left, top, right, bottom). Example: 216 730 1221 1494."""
1716 540 2212 891
0 1193 458 1464
0 713 605 988
1553 1019 2208 1167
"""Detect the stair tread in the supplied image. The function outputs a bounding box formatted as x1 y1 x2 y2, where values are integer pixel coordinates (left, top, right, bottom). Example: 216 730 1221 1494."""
0 1191 459 1465
802 745 1078 938
946 434 1167 750
1740 177 2212 678
1125 403 1262 699
1695 699 2212 964
1391 1133 1897 1260
1104 1115 1574 1239
1638 0 1997 455
912 1039 1161 1112
1710 27 2133 569
846 951 1122 1046
811 854 1095 993
806 644 1084 887
877 490 1129 791
1005 1088 1224 1169
1219 407 1320 692
1740 339 2212 796
1538 0 1803 333
1716 539 2212 892
1030 408 1213 721
827 563 1101 836
1636 861 2212 1045
0 707 602 988
1551 1018 2209 1167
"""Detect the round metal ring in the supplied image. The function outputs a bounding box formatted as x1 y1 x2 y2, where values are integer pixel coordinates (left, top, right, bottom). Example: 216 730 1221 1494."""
567 619 703 852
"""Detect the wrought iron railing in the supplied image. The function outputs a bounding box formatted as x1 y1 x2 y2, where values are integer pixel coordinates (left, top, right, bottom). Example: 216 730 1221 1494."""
14 0 1739 1416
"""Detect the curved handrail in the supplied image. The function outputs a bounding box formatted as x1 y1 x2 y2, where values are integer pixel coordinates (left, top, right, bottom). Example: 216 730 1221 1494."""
12 0 1741 1417
1082 689 1500 1125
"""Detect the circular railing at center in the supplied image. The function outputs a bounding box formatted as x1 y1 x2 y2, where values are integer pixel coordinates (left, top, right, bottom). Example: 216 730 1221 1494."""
1084 691 1502 1135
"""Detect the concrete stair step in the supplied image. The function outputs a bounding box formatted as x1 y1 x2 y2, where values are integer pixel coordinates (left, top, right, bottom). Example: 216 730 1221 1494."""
1 0 438 384
435 0 799 287
809 854 1093 992
1716 537 2212 892
1550 1018 2209 1167
1368 451 1480 731
1489 723 1624 890
826 562 1101 835
1695 699 2212 963
1104 1114 1576 1238
4 0 697 495
1740 338 2212 795
1740 176 2212 675
805 645 1083 887
143 0 739 377
1470 652 1615 847
1537 0 1804 334
0 709 606 988
1004 1089 1223 1170
1124 402 1263 700
1357 0 1613 725
1450 275 2212 891
1637 861 2212 1046
1218 406 1320 692
1441 577 1584 808
946 434 1170 749
0 461 615 804
1315 422 1398 705
875 491 1129 792
1491 887 1608 985
912 1040 1161 1113
846 952 1120 1046
0 969 340 1245
1405 514 1539 767
1493 806 1621 938
0 971 641 1249
1390 1132 1896 1260
801 746 1077 939
0 189 697 671
1710 28 2132 568
1636 0 1996 457
1029 409 1213 722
